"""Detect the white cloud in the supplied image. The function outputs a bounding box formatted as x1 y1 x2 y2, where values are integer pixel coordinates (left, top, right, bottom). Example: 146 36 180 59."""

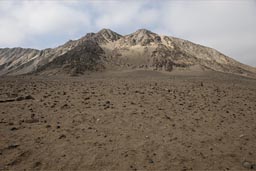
92 1 154 32
0 0 91 46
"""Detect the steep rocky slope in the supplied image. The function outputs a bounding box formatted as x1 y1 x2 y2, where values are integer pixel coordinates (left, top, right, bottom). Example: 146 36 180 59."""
35 41 105 76
0 29 255 77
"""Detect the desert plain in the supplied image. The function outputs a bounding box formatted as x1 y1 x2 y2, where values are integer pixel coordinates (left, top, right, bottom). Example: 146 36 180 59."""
0 70 256 170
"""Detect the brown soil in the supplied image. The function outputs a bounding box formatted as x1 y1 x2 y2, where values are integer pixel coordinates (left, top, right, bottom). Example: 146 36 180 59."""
0 70 256 170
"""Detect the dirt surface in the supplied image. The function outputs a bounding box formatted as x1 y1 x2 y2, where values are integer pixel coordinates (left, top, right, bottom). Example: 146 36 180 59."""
0 70 256 170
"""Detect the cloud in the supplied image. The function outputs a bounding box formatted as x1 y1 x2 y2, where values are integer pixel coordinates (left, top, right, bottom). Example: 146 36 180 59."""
91 1 159 33
0 0 91 47
0 0 255 66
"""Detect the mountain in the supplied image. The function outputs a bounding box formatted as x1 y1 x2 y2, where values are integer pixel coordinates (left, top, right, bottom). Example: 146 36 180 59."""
35 40 105 76
0 28 255 77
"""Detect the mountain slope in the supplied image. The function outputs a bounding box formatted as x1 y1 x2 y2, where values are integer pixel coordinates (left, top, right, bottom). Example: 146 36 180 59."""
0 48 40 75
100 29 256 76
35 41 105 76
0 29 255 77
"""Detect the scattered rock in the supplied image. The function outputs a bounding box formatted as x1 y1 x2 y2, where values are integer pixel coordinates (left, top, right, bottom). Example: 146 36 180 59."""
33 161 42 168
24 95 35 100
165 88 171 92
84 97 90 100
8 144 19 149
61 104 69 109
242 161 256 169
59 134 66 139
165 115 171 120
104 105 110 109
46 125 51 128
103 101 111 109
148 159 154 163
239 134 245 138
10 127 18 131
15 95 34 101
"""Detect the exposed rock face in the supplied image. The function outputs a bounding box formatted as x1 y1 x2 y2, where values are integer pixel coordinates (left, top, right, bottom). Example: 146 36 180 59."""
0 48 40 75
0 28 255 77
90 28 122 44
35 41 105 76
118 29 161 46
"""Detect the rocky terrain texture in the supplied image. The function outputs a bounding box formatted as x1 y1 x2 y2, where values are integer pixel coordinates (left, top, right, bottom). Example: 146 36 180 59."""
0 70 256 170
0 29 255 77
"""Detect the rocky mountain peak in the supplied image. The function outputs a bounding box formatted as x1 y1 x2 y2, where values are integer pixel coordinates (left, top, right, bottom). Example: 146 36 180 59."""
134 28 155 35
76 29 122 45
95 28 122 43
98 28 115 34
122 28 161 46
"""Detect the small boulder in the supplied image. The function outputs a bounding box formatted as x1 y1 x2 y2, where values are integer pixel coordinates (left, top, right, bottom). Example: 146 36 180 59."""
242 161 255 169
24 95 34 100
59 134 66 139
10 127 18 131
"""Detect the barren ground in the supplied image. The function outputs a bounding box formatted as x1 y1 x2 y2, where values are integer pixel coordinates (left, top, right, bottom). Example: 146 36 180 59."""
0 70 256 170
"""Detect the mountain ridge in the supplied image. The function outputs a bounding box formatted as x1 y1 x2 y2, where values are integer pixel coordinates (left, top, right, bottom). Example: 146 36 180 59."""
0 28 255 77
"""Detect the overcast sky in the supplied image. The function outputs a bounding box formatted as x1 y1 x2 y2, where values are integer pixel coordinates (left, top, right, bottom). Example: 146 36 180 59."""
0 0 255 66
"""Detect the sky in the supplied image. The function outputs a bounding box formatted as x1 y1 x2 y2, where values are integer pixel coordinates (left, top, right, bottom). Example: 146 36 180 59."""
0 0 256 66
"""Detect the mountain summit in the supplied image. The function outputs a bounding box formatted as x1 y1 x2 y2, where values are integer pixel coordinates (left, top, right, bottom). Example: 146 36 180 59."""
91 28 122 44
0 29 255 77
118 29 161 46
